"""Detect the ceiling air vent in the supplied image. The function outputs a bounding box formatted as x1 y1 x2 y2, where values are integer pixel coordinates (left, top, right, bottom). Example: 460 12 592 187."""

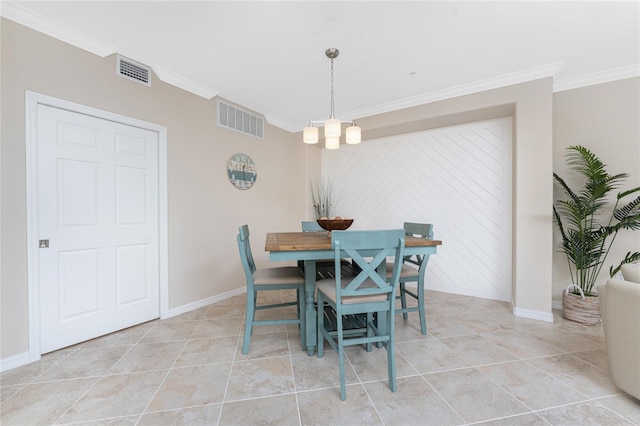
218 100 264 139
116 55 151 86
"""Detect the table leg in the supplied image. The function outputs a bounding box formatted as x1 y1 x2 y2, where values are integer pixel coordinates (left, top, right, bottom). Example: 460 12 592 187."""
304 259 317 356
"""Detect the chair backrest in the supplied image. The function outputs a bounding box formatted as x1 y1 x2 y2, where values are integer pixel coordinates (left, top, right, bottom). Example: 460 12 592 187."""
301 220 324 232
331 229 405 302
403 222 433 267
237 225 256 281
404 222 433 240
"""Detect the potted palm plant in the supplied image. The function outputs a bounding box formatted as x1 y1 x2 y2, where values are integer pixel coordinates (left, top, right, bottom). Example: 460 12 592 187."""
553 145 640 325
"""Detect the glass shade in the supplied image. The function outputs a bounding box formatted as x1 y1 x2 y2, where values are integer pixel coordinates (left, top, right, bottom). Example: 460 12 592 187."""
345 125 361 144
325 136 340 150
324 118 341 138
303 126 319 144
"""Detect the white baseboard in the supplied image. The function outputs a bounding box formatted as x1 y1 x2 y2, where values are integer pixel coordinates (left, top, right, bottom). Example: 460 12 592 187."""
165 287 246 319
425 283 511 302
513 306 554 322
552 300 563 310
425 284 554 322
0 351 32 373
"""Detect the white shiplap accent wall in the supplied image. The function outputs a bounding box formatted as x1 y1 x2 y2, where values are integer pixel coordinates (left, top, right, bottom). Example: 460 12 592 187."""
322 117 513 301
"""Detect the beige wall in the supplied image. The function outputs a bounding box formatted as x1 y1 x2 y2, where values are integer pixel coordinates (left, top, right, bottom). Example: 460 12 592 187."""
1 19 307 360
552 78 640 302
352 80 555 318
2 17 637 362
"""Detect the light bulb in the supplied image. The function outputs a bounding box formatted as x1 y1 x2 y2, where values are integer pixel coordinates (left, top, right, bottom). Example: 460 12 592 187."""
345 125 361 144
325 137 340 150
324 118 341 138
303 126 319 144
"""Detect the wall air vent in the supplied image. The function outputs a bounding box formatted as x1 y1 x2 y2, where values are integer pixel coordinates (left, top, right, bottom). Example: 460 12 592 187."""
218 100 264 139
116 55 151 86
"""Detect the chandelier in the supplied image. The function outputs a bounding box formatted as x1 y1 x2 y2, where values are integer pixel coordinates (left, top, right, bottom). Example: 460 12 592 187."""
303 48 361 149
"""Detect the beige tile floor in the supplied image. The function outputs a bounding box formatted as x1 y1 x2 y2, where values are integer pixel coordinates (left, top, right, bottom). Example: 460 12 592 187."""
1 290 639 425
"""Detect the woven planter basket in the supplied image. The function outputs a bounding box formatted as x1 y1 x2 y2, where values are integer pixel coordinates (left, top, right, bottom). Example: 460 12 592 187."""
562 284 600 325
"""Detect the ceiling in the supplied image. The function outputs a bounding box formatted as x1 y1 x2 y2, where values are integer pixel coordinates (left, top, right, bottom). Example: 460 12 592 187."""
2 1 639 132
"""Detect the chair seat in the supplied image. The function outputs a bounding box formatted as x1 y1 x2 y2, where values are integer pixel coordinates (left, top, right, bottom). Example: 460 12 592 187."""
316 277 388 304
385 262 418 279
253 266 303 284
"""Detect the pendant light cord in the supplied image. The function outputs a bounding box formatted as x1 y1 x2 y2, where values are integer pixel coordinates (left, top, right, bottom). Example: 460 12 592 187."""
329 57 335 119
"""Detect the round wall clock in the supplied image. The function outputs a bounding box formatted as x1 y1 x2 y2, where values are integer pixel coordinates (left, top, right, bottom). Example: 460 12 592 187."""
227 153 257 190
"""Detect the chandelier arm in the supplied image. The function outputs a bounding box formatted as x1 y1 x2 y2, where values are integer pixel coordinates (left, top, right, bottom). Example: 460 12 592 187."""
306 120 355 127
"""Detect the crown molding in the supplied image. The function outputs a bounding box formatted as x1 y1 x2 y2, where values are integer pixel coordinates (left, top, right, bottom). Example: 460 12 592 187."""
263 114 298 133
337 62 566 126
287 62 565 132
553 64 640 92
4 1 636 133
1 2 220 100
153 66 219 100
286 62 640 132
0 1 117 57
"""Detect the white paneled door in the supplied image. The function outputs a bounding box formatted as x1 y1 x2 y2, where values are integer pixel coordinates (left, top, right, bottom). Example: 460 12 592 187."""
37 104 160 353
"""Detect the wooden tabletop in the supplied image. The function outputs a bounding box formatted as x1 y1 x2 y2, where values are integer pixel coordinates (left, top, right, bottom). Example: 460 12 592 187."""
265 231 442 252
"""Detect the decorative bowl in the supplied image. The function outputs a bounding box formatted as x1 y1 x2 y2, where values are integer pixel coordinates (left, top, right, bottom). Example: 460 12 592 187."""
316 218 354 231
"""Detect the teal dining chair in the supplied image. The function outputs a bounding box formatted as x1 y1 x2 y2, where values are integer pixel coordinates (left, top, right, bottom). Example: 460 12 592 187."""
299 221 324 271
386 222 434 335
301 220 324 232
237 225 305 354
300 220 353 280
316 229 405 400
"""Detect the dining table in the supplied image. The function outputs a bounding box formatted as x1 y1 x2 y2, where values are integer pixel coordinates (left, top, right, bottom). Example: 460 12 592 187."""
265 230 442 355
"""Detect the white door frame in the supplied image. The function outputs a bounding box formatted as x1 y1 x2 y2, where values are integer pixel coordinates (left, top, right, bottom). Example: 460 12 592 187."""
25 91 169 362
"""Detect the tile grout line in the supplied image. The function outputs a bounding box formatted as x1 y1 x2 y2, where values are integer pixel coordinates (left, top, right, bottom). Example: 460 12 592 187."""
405 305 613 425
416 373 468 425
135 322 195 424
473 361 541 418
53 321 161 425
1 344 78 395
285 323 304 426
590 395 639 425
216 307 247 424
420 333 608 422
466 412 552 426
520 355 600 402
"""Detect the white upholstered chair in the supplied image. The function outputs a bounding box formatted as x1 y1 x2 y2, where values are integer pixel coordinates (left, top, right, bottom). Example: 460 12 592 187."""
598 262 640 400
